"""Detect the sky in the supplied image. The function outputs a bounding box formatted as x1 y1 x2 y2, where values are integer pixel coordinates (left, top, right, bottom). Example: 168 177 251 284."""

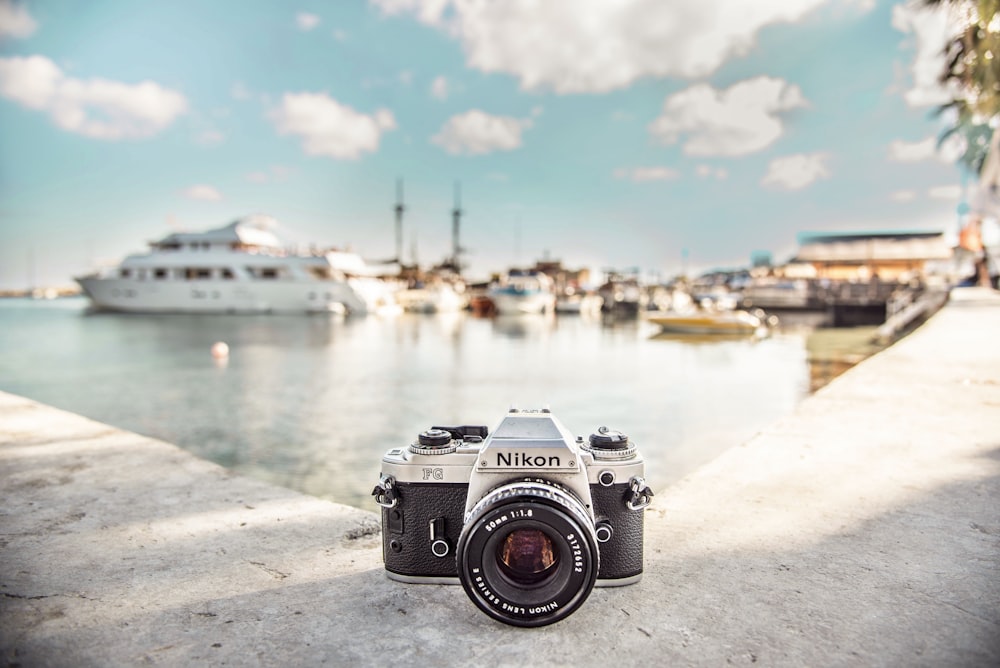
0 0 971 290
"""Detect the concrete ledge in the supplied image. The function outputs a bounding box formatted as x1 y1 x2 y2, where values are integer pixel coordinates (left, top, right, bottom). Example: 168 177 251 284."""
2 288 999 666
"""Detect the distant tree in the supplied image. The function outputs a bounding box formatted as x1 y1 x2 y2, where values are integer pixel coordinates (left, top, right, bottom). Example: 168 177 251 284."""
927 0 1000 119
928 0 1000 215
926 0 1000 182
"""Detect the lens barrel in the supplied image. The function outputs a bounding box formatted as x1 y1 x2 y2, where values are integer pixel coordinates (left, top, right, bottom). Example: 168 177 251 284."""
456 480 599 627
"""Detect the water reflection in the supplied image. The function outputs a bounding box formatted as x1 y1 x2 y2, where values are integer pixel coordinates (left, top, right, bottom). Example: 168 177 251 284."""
0 300 812 510
491 313 557 339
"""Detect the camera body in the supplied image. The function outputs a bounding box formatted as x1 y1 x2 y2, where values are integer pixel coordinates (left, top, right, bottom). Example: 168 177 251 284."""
373 408 652 627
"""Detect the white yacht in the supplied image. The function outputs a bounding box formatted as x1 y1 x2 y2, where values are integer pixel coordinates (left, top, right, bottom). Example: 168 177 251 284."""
76 215 400 315
488 270 557 315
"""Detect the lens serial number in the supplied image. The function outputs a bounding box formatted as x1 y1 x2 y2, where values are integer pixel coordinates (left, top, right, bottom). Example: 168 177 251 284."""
567 532 584 573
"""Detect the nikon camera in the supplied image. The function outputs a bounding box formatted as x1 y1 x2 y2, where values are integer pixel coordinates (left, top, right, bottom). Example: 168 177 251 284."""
372 408 653 627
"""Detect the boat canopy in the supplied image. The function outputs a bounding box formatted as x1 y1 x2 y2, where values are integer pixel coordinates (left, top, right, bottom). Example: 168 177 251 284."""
153 215 283 250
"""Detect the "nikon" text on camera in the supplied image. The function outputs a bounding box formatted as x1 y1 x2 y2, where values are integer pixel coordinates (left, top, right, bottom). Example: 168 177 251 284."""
496 452 562 467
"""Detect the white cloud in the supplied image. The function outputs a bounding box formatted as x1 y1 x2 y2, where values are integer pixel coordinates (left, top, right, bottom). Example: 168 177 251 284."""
891 3 954 108
650 76 807 157
296 12 321 31
431 109 531 155
430 75 448 100
887 136 937 162
0 0 37 38
887 134 965 164
246 165 293 183
196 129 225 146
614 166 680 183
0 54 60 109
270 92 396 159
0 55 187 140
761 153 831 190
928 184 961 200
182 185 223 201
371 0 828 93
696 165 729 180
373 0 451 25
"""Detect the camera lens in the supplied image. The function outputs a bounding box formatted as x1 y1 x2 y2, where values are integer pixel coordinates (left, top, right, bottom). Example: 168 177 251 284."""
457 480 599 627
496 528 560 586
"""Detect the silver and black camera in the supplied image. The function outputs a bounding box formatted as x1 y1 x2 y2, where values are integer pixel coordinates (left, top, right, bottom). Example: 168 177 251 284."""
372 408 652 627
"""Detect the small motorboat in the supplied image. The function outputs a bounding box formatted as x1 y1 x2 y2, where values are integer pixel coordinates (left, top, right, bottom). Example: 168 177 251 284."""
645 308 767 335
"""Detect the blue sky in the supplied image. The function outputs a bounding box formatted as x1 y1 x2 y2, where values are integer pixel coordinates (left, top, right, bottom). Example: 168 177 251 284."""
0 0 967 289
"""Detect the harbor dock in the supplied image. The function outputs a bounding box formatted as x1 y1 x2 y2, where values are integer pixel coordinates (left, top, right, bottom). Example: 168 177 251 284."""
2 288 998 666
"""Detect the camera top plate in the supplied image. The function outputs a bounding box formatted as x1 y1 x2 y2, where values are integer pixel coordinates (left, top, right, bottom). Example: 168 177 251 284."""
475 409 581 473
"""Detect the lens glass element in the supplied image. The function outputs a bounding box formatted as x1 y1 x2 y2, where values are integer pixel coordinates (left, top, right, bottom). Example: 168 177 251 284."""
496 529 559 586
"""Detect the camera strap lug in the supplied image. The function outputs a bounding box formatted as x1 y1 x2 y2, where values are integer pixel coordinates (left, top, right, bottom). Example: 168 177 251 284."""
626 476 654 511
372 474 399 509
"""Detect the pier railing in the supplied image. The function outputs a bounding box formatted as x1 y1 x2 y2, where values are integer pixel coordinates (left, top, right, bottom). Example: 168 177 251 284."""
742 277 935 326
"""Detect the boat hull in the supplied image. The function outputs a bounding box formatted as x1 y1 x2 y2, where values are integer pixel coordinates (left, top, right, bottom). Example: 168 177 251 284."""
76 276 368 314
489 292 556 315
395 285 468 313
646 311 762 335
555 294 603 316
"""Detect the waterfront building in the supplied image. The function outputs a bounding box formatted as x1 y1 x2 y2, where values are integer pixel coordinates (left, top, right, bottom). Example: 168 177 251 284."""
792 231 952 282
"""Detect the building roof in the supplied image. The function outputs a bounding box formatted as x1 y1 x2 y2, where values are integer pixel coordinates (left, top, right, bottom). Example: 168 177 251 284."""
797 230 944 244
794 230 951 263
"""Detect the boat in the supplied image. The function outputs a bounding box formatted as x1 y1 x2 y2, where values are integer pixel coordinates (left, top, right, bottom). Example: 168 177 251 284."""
555 291 603 316
468 292 497 317
597 273 647 318
392 266 469 314
75 215 400 315
395 281 468 313
741 278 811 309
645 308 766 335
488 270 556 315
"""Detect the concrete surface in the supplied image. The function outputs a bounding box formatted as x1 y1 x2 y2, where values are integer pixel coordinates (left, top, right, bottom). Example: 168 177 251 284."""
2 287 998 667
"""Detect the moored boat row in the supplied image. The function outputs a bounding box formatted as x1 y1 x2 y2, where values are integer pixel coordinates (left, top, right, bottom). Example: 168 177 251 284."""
73 215 774 336
75 216 601 317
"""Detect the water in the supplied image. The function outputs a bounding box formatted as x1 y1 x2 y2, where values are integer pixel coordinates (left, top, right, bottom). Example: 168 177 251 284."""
0 298 812 509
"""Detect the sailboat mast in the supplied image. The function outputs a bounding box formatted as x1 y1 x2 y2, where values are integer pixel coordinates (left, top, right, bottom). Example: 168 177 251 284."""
394 178 405 265
451 181 462 272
